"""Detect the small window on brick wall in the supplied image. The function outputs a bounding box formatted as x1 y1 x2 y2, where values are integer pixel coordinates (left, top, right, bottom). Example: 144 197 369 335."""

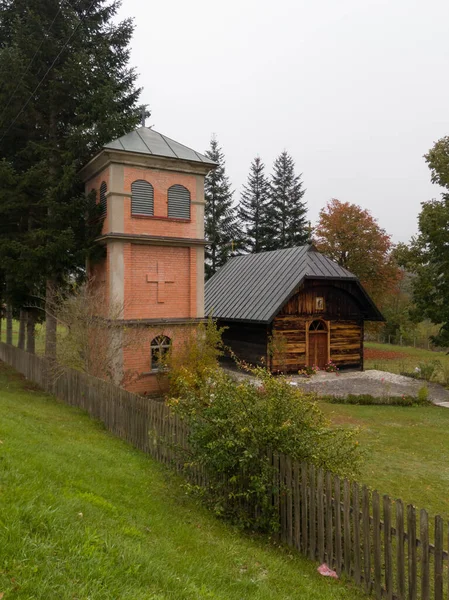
131 179 154 216
168 184 190 219
150 335 171 371
99 181 107 216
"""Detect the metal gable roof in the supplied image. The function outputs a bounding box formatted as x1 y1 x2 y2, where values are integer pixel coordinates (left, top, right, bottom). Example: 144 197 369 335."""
205 245 383 323
104 127 216 166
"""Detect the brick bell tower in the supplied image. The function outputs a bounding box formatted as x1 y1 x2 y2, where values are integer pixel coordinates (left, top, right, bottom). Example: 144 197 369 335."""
80 127 216 394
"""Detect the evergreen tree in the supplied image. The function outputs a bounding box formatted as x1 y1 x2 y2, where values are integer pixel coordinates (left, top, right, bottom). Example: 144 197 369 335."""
268 151 308 249
204 137 240 279
0 0 142 357
238 156 270 253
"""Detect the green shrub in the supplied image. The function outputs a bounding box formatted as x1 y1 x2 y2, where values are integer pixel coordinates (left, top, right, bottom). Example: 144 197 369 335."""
162 316 226 395
416 360 441 381
418 385 429 403
167 358 361 531
436 361 449 386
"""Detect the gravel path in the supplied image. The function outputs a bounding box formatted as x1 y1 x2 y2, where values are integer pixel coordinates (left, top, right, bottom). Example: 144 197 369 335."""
225 368 449 407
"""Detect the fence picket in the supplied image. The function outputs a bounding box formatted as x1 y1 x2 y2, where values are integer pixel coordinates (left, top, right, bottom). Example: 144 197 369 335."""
384 495 393 600
293 461 300 551
325 471 333 568
421 509 430 600
373 491 382 599
396 499 405 600
343 479 351 576
286 455 293 547
334 475 342 576
353 482 361 586
362 485 371 594
434 515 443 600
317 468 325 563
309 465 316 561
408 504 417 600
280 454 287 544
301 462 308 554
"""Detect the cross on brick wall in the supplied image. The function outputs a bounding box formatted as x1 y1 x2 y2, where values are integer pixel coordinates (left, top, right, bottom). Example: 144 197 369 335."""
146 262 175 303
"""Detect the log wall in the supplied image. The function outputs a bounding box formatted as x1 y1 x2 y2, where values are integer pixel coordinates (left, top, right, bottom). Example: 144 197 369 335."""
329 320 363 368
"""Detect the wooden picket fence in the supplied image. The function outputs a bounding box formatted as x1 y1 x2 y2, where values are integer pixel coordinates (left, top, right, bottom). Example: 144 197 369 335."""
0 341 448 600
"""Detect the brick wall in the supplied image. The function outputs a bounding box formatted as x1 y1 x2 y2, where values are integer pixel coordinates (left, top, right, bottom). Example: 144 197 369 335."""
123 324 196 395
123 166 199 238
123 244 194 320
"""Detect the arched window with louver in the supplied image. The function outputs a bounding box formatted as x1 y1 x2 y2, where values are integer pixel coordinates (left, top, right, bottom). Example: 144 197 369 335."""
168 184 190 219
131 180 154 216
99 181 107 216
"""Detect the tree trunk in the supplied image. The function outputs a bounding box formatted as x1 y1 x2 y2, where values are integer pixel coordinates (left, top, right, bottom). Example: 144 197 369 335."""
18 310 26 349
6 304 13 345
26 311 36 354
45 280 57 361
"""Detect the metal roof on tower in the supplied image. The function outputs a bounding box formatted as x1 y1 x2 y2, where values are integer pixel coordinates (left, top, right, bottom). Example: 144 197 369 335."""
104 127 216 165
205 245 384 323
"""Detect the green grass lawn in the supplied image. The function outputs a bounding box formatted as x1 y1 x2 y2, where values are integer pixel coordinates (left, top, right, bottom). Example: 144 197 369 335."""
0 362 365 600
364 341 449 383
320 400 449 520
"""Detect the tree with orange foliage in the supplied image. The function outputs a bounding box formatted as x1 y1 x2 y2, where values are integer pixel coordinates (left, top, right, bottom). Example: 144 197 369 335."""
314 199 401 304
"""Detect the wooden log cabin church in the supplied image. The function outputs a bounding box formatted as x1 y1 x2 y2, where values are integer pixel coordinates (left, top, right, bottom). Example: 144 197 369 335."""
205 245 383 372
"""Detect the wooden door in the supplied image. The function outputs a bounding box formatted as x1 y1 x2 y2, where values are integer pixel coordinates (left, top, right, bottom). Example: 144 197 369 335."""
308 333 328 368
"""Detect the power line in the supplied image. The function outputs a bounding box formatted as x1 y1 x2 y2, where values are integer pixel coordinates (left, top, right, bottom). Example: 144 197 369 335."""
0 2 66 129
0 0 95 146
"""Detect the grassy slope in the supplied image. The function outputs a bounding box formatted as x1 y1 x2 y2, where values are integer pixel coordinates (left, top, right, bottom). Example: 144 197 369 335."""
364 341 449 382
0 363 364 600
320 400 449 520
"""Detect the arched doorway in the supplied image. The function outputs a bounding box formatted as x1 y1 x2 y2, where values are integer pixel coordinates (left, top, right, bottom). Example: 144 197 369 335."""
307 320 329 368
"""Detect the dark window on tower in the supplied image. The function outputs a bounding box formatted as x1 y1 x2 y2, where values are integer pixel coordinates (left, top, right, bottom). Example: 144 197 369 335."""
150 335 171 370
131 180 154 216
167 184 190 219
99 181 107 216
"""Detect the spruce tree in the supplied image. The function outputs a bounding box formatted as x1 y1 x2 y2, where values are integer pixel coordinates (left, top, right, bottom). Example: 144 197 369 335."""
268 151 308 249
239 156 270 253
204 137 240 279
0 0 141 357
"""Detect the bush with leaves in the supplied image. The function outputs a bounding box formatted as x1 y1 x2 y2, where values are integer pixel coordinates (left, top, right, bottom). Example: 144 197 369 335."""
165 325 361 530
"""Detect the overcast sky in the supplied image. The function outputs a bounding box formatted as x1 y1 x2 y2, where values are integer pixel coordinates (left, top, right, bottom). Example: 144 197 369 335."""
118 0 449 243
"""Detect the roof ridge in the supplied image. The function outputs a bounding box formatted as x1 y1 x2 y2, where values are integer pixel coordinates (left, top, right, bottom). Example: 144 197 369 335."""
135 128 154 155
150 129 213 163
158 131 180 159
